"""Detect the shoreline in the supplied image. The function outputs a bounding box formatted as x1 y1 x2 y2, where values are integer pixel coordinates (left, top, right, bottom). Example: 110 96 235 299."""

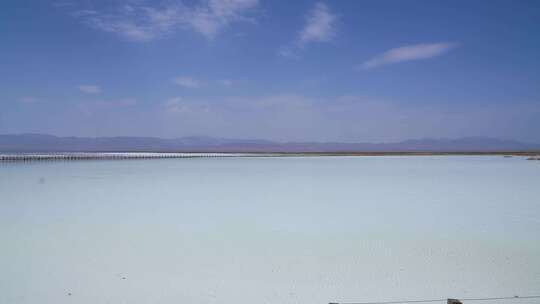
1 151 540 162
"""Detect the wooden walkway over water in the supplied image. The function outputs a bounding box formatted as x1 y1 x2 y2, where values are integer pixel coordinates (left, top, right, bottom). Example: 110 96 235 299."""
0 152 253 162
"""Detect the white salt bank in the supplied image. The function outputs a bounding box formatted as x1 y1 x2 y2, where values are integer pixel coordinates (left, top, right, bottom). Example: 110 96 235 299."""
1 156 539 304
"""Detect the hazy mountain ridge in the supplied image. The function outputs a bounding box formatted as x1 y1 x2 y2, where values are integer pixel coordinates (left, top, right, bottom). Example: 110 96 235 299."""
0 134 538 152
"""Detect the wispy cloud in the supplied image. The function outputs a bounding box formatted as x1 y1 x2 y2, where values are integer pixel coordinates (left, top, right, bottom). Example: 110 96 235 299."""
164 97 184 113
173 76 202 88
277 45 300 59
299 2 337 46
361 42 458 69
163 96 205 114
155 94 539 142
72 0 259 41
188 0 259 39
77 85 101 94
14 95 539 142
279 2 337 58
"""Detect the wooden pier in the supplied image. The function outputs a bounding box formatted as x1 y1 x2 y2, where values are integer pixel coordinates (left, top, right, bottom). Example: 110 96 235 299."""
0 152 249 162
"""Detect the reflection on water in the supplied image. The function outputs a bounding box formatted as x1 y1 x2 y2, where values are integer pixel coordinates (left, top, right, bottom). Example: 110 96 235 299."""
1 156 539 304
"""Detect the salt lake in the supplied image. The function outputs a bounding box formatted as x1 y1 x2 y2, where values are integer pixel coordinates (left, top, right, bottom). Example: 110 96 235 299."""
1 156 539 304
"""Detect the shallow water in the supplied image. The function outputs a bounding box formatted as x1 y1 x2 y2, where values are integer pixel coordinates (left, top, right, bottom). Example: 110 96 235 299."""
1 156 539 304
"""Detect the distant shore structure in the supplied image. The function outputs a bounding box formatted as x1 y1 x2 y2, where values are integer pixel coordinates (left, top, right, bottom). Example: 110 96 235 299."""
0 152 257 162
1 152 539 162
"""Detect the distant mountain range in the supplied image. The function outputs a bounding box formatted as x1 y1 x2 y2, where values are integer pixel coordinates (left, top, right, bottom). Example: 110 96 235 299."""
0 134 539 152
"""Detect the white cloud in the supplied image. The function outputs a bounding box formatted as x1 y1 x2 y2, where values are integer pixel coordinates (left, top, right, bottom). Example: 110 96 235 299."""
19 97 40 104
173 76 202 88
73 0 259 41
164 97 199 114
77 85 101 94
71 9 97 17
361 42 458 69
279 2 337 58
277 45 300 59
299 2 337 46
188 0 259 38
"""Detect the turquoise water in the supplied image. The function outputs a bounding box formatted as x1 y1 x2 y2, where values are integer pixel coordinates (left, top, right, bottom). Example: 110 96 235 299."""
1 156 539 304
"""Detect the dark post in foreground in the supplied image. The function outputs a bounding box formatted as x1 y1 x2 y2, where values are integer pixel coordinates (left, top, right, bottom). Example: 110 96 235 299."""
448 299 462 304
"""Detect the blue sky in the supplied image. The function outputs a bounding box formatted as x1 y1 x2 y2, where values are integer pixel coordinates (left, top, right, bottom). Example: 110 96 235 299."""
1 0 539 142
